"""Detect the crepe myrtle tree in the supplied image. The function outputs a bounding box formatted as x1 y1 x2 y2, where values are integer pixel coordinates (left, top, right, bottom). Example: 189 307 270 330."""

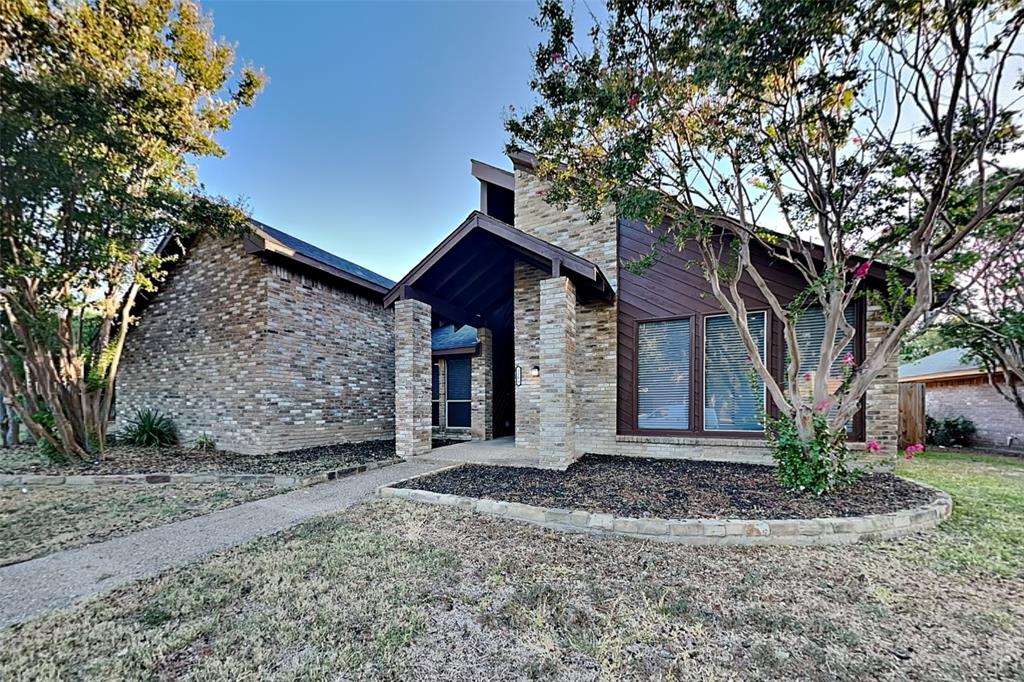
941 177 1024 423
507 0 1024 490
0 0 263 461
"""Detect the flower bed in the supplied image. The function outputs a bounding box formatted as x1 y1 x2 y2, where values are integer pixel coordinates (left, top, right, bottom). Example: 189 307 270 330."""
0 441 401 488
380 455 952 546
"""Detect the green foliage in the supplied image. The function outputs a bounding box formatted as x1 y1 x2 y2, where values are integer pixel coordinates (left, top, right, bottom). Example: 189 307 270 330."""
119 409 178 448
767 413 860 495
901 328 952 364
188 433 217 452
926 415 977 447
0 0 263 459
31 408 66 463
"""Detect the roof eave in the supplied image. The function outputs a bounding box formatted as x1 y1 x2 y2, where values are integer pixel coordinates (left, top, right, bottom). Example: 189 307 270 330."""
246 231 390 297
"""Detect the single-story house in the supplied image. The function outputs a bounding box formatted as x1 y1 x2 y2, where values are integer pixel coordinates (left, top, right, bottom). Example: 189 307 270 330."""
900 347 1024 450
118 152 900 464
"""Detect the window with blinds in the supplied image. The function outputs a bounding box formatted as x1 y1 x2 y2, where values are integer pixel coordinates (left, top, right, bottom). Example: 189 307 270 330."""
704 312 766 432
446 357 472 428
431 363 440 427
637 319 692 430
787 305 857 429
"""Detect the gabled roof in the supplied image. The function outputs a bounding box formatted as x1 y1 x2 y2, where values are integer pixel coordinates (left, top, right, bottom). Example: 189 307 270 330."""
246 220 394 296
384 211 614 315
432 325 478 352
899 347 984 382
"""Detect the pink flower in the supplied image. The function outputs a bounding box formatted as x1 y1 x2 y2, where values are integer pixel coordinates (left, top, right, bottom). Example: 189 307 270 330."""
814 398 831 413
852 136 862 146
804 373 813 382
745 354 752 362
628 93 640 109
842 351 856 367
866 440 881 453
852 261 872 280
551 51 563 64
903 443 925 459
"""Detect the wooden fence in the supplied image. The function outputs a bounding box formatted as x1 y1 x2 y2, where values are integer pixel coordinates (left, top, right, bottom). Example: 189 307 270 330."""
899 383 926 448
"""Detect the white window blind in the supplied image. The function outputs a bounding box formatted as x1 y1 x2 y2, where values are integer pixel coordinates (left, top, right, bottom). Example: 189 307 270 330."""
637 319 691 430
787 305 857 429
704 312 766 432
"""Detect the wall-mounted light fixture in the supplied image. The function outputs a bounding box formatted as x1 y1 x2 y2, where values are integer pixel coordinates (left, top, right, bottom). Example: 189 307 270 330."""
515 366 522 386
531 365 541 377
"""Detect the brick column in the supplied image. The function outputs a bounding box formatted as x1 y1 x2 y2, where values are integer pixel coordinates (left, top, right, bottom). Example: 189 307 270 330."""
538 276 577 468
471 327 493 441
865 303 899 459
514 262 544 450
394 299 432 458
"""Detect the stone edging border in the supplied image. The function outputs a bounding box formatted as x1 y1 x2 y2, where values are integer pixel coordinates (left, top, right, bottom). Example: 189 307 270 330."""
377 468 953 546
0 456 405 489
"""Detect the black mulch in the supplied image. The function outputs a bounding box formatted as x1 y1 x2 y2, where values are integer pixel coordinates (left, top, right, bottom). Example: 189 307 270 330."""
0 440 397 476
395 454 937 520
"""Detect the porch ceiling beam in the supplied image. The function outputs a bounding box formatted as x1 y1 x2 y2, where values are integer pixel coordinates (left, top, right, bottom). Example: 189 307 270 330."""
399 285 488 329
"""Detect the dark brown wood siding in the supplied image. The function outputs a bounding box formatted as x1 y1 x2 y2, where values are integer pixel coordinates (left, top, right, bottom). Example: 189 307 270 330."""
616 218 866 439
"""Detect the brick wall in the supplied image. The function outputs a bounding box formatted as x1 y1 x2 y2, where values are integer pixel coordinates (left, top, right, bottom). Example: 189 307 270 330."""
394 298 432 457
117 235 395 455
926 376 1024 450
258 263 394 451
514 262 544 450
864 304 900 459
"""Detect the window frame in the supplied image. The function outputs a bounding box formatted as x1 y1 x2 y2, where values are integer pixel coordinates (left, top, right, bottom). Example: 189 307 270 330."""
701 310 768 434
431 361 441 428
629 302 867 440
635 315 696 432
443 356 473 430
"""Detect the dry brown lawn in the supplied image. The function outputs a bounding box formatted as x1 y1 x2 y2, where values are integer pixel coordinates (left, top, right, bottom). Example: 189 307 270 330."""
1 451 1022 680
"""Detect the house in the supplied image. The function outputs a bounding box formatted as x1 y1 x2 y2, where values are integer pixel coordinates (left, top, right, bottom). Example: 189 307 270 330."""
900 347 1024 450
386 152 899 467
119 151 900 464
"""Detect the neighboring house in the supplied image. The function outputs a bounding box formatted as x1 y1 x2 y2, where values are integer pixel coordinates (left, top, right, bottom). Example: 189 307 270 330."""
387 152 900 467
120 151 901 464
900 347 1024 450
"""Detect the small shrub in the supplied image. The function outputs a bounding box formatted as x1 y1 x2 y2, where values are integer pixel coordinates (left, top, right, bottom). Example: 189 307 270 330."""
31 408 66 462
189 433 216 451
767 413 861 495
926 415 976 447
119 409 178 447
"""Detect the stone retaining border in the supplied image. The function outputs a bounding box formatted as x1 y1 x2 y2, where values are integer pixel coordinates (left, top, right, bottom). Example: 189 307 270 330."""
377 470 953 546
0 457 405 489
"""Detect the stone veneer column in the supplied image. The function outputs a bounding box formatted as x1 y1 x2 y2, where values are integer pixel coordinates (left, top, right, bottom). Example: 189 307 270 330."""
514 262 544 450
865 303 899 459
538 276 578 468
394 299 432 458
471 327 493 441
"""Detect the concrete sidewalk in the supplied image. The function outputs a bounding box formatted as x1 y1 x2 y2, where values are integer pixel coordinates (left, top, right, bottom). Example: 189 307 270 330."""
0 459 446 629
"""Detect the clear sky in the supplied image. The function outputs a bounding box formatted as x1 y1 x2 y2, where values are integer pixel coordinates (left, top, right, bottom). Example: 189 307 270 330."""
198 0 555 282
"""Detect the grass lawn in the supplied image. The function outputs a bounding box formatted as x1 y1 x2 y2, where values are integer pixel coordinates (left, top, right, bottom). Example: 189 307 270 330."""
0 483 285 566
2 452 1022 680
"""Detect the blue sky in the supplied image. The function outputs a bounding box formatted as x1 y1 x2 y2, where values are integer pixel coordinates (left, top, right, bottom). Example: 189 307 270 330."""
199 1 556 282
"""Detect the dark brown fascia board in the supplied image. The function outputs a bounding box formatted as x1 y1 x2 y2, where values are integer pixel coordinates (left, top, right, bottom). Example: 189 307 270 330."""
470 159 515 191
383 210 613 307
246 230 390 298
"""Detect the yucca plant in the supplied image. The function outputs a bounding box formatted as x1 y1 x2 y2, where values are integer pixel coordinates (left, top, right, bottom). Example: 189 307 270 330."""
119 409 178 447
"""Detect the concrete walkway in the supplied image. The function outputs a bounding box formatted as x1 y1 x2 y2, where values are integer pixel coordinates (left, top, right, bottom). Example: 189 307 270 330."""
0 459 446 629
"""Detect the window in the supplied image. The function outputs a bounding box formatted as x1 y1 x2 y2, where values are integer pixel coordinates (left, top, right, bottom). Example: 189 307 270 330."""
431 362 441 427
788 305 857 428
704 312 766 432
637 319 691 430
445 357 472 428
